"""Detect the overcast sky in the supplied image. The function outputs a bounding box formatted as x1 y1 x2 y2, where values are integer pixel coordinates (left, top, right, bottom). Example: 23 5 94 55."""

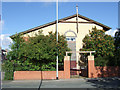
0 1 119 49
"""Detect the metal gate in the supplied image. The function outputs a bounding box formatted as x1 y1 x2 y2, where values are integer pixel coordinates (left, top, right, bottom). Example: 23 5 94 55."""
70 53 88 78
66 51 95 78
78 53 88 77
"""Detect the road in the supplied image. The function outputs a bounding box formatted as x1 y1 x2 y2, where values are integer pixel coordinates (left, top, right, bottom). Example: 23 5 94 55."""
1 77 120 89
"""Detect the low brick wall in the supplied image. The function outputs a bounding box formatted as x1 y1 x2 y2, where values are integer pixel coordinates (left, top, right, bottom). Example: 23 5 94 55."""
88 56 120 78
94 66 120 78
14 56 70 80
14 71 65 80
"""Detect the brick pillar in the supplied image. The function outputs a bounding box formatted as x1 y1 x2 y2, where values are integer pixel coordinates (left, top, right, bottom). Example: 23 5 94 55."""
88 56 95 78
64 56 70 79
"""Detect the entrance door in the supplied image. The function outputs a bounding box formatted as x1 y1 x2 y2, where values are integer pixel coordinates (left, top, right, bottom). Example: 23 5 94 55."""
66 37 77 75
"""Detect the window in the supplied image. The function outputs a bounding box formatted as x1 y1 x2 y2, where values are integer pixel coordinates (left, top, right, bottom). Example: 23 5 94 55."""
71 38 75 41
66 37 76 41
66 38 70 41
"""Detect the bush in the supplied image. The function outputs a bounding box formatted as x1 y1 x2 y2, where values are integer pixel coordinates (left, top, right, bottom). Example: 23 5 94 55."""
81 27 115 66
4 31 70 80
95 56 115 66
2 60 14 80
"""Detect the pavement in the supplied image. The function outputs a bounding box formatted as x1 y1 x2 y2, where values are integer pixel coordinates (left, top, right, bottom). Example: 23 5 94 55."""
1 77 120 89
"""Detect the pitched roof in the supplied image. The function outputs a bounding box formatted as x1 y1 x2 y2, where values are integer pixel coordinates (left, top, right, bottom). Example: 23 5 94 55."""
10 14 111 38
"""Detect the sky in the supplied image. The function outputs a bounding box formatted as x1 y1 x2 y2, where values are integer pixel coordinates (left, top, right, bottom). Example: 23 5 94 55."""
0 1 119 49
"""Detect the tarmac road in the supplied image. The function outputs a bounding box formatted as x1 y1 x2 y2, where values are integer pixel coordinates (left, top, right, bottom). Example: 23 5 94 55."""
1 77 120 88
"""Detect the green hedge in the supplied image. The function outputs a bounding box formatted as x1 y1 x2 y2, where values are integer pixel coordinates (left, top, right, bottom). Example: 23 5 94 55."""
95 56 115 66
2 60 14 80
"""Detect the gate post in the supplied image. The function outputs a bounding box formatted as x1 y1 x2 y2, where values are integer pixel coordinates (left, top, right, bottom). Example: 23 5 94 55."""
64 56 70 79
88 56 96 78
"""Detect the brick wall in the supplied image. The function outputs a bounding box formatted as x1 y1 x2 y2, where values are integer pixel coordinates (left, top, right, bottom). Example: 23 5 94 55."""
14 71 64 80
14 56 70 80
14 55 120 80
88 56 120 78
95 66 120 78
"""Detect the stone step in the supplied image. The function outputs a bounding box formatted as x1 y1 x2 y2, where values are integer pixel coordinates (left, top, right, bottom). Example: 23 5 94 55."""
70 75 86 78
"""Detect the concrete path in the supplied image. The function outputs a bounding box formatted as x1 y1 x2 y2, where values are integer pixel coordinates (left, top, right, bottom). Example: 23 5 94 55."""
1 77 120 88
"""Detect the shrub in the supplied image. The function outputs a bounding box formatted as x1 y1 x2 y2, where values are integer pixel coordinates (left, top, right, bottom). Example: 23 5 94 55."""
2 60 14 80
4 31 70 80
81 27 115 66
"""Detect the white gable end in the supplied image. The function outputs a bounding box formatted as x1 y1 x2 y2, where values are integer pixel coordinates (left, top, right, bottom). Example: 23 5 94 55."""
66 17 89 22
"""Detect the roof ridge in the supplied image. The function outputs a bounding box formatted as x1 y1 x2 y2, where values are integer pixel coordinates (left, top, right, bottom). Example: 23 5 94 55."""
10 14 111 38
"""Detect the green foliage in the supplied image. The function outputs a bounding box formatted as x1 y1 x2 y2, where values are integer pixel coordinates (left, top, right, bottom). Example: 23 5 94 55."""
81 27 115 66
114 29 120 66
7 33 25 60
4 30 70 80
95 56 108 66
21 31 70 70
2 60 14 80
95 56 115 66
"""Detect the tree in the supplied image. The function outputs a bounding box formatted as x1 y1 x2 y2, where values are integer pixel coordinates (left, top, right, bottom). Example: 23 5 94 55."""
81 27 115 66
22 31 70 70
6 33 24 61
5 30 70 70
3 30 70 80
114 29 120 66
2 33 26 80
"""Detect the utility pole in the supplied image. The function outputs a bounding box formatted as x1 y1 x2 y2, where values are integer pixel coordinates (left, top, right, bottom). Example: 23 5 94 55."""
118 1 120 28
76 5 79 33
56 0 59 80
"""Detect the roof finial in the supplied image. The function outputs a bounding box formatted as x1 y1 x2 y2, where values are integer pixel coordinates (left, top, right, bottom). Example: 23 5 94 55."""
76 5 78 15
